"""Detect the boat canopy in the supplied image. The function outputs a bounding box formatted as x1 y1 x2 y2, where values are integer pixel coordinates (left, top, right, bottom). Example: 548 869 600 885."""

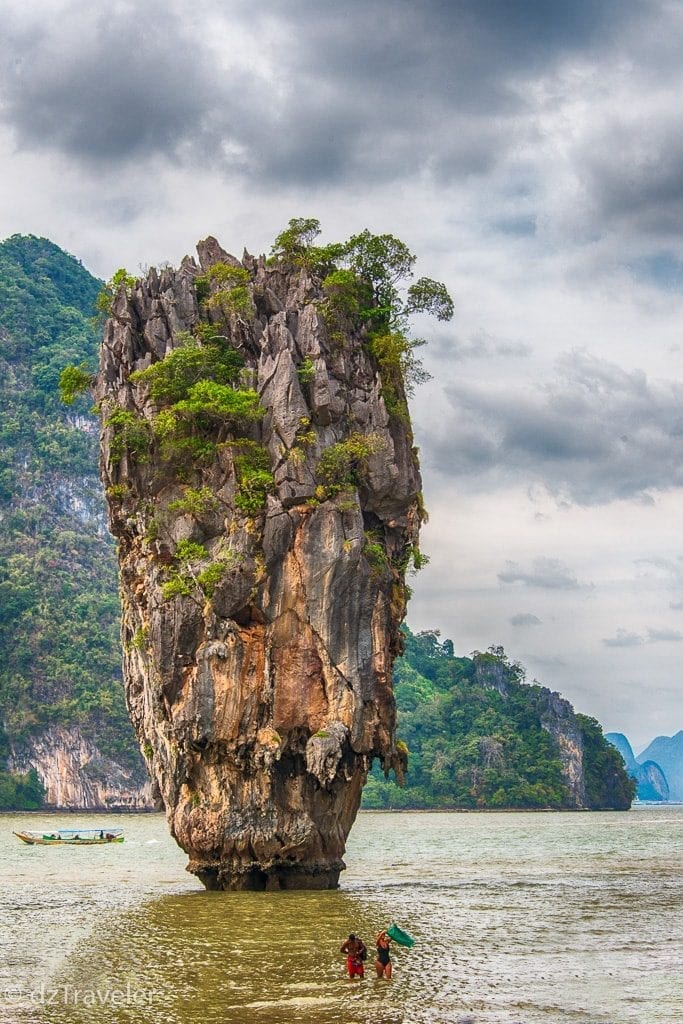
24 828 123 836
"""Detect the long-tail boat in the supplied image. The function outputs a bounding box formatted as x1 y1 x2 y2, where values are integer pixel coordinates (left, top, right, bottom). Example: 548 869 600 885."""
13 828 124 845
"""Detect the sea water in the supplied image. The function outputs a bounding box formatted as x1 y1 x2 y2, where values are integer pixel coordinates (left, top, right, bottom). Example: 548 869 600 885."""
0 806 681 1024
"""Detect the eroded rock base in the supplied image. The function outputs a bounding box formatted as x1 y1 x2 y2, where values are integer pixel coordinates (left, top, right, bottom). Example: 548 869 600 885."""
192 861 343 891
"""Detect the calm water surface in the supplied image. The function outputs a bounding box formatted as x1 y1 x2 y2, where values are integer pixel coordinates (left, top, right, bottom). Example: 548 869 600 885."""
0 807 681 1024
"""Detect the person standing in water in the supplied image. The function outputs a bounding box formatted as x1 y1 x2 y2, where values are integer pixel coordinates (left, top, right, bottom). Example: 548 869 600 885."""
375 930 392 979
340 933 367 979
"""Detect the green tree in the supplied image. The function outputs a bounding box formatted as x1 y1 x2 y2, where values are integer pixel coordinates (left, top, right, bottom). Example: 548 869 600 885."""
95 268 137 315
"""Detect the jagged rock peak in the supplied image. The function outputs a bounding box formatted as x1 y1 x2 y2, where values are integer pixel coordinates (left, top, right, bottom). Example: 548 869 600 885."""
95 236 423 889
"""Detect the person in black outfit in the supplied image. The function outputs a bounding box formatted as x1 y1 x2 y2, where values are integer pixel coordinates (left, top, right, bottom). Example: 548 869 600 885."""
375 930 392 979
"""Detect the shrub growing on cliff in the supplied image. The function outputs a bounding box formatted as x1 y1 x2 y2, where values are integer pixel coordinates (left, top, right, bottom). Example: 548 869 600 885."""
95 268 137 316
130 337 243 404
106 409 152 464
197 263 255 321
129 335 263 469
162 540 242 601
172 380 263 425
229 440 275 516
315 432 386 500
269 218 344 274
297 357 316 386
363 533 389 578
168 486 219 517
58 362 92 404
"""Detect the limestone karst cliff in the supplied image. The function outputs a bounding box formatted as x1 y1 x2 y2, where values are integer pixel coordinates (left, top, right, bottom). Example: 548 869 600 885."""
0 234 150 810
606 732 670 801
363 631 635 811
7 726 153 809
95 232 429 888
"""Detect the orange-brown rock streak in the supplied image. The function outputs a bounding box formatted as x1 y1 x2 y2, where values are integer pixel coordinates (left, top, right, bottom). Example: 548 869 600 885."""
95 238 420 889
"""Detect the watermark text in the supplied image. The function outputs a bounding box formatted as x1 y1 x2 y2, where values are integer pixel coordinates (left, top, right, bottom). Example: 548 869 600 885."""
2 982 156 1008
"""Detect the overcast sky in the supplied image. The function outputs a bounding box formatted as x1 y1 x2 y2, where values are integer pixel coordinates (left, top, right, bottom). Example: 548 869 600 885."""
1 0 681 748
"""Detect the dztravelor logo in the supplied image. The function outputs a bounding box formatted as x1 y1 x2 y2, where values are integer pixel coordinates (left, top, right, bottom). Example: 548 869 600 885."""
3 983 156 1007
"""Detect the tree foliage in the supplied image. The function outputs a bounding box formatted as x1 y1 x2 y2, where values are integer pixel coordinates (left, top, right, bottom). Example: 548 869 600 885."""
130 335 244 404
95 268 137 315
58 362 92 405
270 217 454 418
119 331 263 474
0 235 143 800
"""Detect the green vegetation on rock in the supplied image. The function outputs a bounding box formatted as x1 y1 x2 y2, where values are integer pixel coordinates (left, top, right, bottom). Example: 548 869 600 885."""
269 218 453 430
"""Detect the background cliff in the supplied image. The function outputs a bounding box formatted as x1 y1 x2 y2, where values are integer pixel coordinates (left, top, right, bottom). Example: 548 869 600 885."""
0 235 150 809
605 732 670 801
636 731 683 801
364 629 636 810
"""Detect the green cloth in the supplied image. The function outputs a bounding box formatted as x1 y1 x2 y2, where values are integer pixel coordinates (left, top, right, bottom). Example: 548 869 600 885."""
387 923 415 948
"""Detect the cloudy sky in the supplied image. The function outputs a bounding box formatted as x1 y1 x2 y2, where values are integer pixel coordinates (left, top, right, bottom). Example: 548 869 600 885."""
1 0 681 748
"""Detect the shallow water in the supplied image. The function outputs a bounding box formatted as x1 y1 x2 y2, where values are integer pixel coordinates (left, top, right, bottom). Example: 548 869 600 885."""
1 807 681 1023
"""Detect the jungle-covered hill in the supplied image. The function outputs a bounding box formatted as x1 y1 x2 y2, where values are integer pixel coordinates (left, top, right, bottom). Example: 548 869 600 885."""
0 235 145 809
363 628 635 810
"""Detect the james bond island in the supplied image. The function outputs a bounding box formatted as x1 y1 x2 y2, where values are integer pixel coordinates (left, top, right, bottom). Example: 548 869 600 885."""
79 220 452 890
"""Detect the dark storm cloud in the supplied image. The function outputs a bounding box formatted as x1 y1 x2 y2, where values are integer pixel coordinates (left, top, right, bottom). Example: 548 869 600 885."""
509 613 542 627
0 0 646 187
431 351 683 505
498 557 589 591
0 3 231 163
579 110 683 242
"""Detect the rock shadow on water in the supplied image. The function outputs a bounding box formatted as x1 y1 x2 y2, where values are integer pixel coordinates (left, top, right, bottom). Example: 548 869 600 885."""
39 889 417 1024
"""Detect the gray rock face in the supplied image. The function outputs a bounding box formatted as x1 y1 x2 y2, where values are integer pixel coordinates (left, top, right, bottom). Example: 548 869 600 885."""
539 689 587 808
636 760 669 801
7 727 153 810
95 238 420 889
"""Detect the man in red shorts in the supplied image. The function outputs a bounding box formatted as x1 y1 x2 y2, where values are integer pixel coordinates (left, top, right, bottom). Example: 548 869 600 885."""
340 933 367 979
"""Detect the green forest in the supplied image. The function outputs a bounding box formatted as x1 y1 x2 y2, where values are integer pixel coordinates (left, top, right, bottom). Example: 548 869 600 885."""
0 234 633 811
363 628 634 810
0 235 141 808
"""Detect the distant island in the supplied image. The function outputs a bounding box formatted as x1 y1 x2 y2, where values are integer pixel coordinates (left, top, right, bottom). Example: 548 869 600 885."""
363 629 634 810
606 731 683 802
